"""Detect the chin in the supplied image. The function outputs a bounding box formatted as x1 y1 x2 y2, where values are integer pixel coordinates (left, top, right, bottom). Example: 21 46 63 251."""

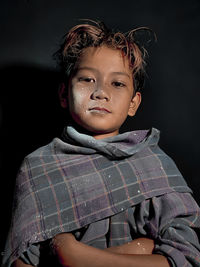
86 126 119 136
84 125 114 133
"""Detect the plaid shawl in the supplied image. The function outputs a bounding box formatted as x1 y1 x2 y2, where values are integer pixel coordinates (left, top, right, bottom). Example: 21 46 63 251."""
2 127 192 267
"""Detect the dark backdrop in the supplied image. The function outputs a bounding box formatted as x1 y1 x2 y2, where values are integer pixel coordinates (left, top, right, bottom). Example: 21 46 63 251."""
1 0 200 257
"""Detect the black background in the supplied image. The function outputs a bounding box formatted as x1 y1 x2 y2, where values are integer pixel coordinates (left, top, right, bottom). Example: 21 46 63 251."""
1 0 200 256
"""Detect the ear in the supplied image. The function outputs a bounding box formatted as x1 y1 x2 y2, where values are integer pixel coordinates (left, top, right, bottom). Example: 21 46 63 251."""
128 92 142 117
58 83 68 108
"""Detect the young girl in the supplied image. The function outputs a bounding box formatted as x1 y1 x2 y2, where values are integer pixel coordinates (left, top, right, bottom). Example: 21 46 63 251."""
3 20 200 267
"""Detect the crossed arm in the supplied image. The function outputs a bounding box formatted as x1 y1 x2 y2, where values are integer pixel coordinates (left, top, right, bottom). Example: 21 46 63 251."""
13 234 170 267
12 192 200 267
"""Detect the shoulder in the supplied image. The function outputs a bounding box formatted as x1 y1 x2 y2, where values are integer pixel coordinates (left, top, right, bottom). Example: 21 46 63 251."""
131 128 192 195
17 139 57 172
25 138 59 159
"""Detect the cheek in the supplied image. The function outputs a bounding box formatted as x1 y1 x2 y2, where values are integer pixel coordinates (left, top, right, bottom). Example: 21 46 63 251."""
117 95 131 112
71 87 88 107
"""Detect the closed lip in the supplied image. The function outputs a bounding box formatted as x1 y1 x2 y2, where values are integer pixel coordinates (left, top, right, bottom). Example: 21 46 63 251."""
89 107 111 113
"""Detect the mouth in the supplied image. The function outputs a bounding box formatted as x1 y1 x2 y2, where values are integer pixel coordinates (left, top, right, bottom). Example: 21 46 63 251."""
89 107 111 113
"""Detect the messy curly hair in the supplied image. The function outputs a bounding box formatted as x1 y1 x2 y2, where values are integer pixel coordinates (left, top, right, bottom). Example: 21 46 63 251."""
54 20 155 93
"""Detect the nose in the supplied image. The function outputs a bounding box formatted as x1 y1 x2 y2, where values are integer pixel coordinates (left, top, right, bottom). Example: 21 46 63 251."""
91 84 110 101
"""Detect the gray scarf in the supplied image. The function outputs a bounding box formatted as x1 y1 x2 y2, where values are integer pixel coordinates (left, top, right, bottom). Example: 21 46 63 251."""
2 127 191 267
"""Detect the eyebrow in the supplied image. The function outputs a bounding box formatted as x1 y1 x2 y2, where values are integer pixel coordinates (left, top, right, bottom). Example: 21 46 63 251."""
112 72 131 79
76 67 131 79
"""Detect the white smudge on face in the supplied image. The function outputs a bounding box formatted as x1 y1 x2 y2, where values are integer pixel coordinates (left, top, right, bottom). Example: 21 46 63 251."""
72 87 87 105
70 86 89 117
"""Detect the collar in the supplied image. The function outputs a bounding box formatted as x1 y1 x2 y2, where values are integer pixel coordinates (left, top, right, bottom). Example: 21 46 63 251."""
55 126 160 159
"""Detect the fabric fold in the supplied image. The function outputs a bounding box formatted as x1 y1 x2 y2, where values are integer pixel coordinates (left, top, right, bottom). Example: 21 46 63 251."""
2 126 192 267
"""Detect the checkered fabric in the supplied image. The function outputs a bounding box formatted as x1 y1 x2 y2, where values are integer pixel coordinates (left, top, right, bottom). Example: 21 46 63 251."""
2 127 199 267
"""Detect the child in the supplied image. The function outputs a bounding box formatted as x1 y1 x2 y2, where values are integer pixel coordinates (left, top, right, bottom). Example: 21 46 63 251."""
2 20 200 267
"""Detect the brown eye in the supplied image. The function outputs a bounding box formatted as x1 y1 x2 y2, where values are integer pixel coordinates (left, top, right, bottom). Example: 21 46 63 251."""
112 81 125 87
79 77 95 83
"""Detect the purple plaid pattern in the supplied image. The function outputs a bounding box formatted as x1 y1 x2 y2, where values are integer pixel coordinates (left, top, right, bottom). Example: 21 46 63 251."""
2 127 200 267
81 192 200 266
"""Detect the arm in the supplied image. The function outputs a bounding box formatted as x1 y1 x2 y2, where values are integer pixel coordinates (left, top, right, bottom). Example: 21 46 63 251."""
105 237 154 254
11 236 160 267
140 192 200 266
53 192 200 267
12 259 33 267
52 233 170 267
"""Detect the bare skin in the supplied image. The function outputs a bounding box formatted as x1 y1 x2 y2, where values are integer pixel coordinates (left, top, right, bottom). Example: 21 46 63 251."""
59 46 141 140
105 237 154 255
12 260 29 267
12 47 170 267
51 233 170 267
13 234 170 267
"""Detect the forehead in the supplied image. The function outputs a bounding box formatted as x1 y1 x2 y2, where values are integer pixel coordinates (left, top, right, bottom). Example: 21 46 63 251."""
76 46 132 73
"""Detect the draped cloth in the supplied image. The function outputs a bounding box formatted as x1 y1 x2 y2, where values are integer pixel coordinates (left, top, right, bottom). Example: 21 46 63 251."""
2 127 192 266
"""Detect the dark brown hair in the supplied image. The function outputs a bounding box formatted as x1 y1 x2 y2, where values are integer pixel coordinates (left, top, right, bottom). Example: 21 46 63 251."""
54 20 155 92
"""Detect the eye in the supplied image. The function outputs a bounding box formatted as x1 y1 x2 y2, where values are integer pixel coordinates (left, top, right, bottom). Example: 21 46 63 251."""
112 81 126 88
78 77 95 83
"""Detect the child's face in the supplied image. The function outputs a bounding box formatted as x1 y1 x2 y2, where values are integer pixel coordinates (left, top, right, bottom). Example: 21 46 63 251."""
62 46 141 139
